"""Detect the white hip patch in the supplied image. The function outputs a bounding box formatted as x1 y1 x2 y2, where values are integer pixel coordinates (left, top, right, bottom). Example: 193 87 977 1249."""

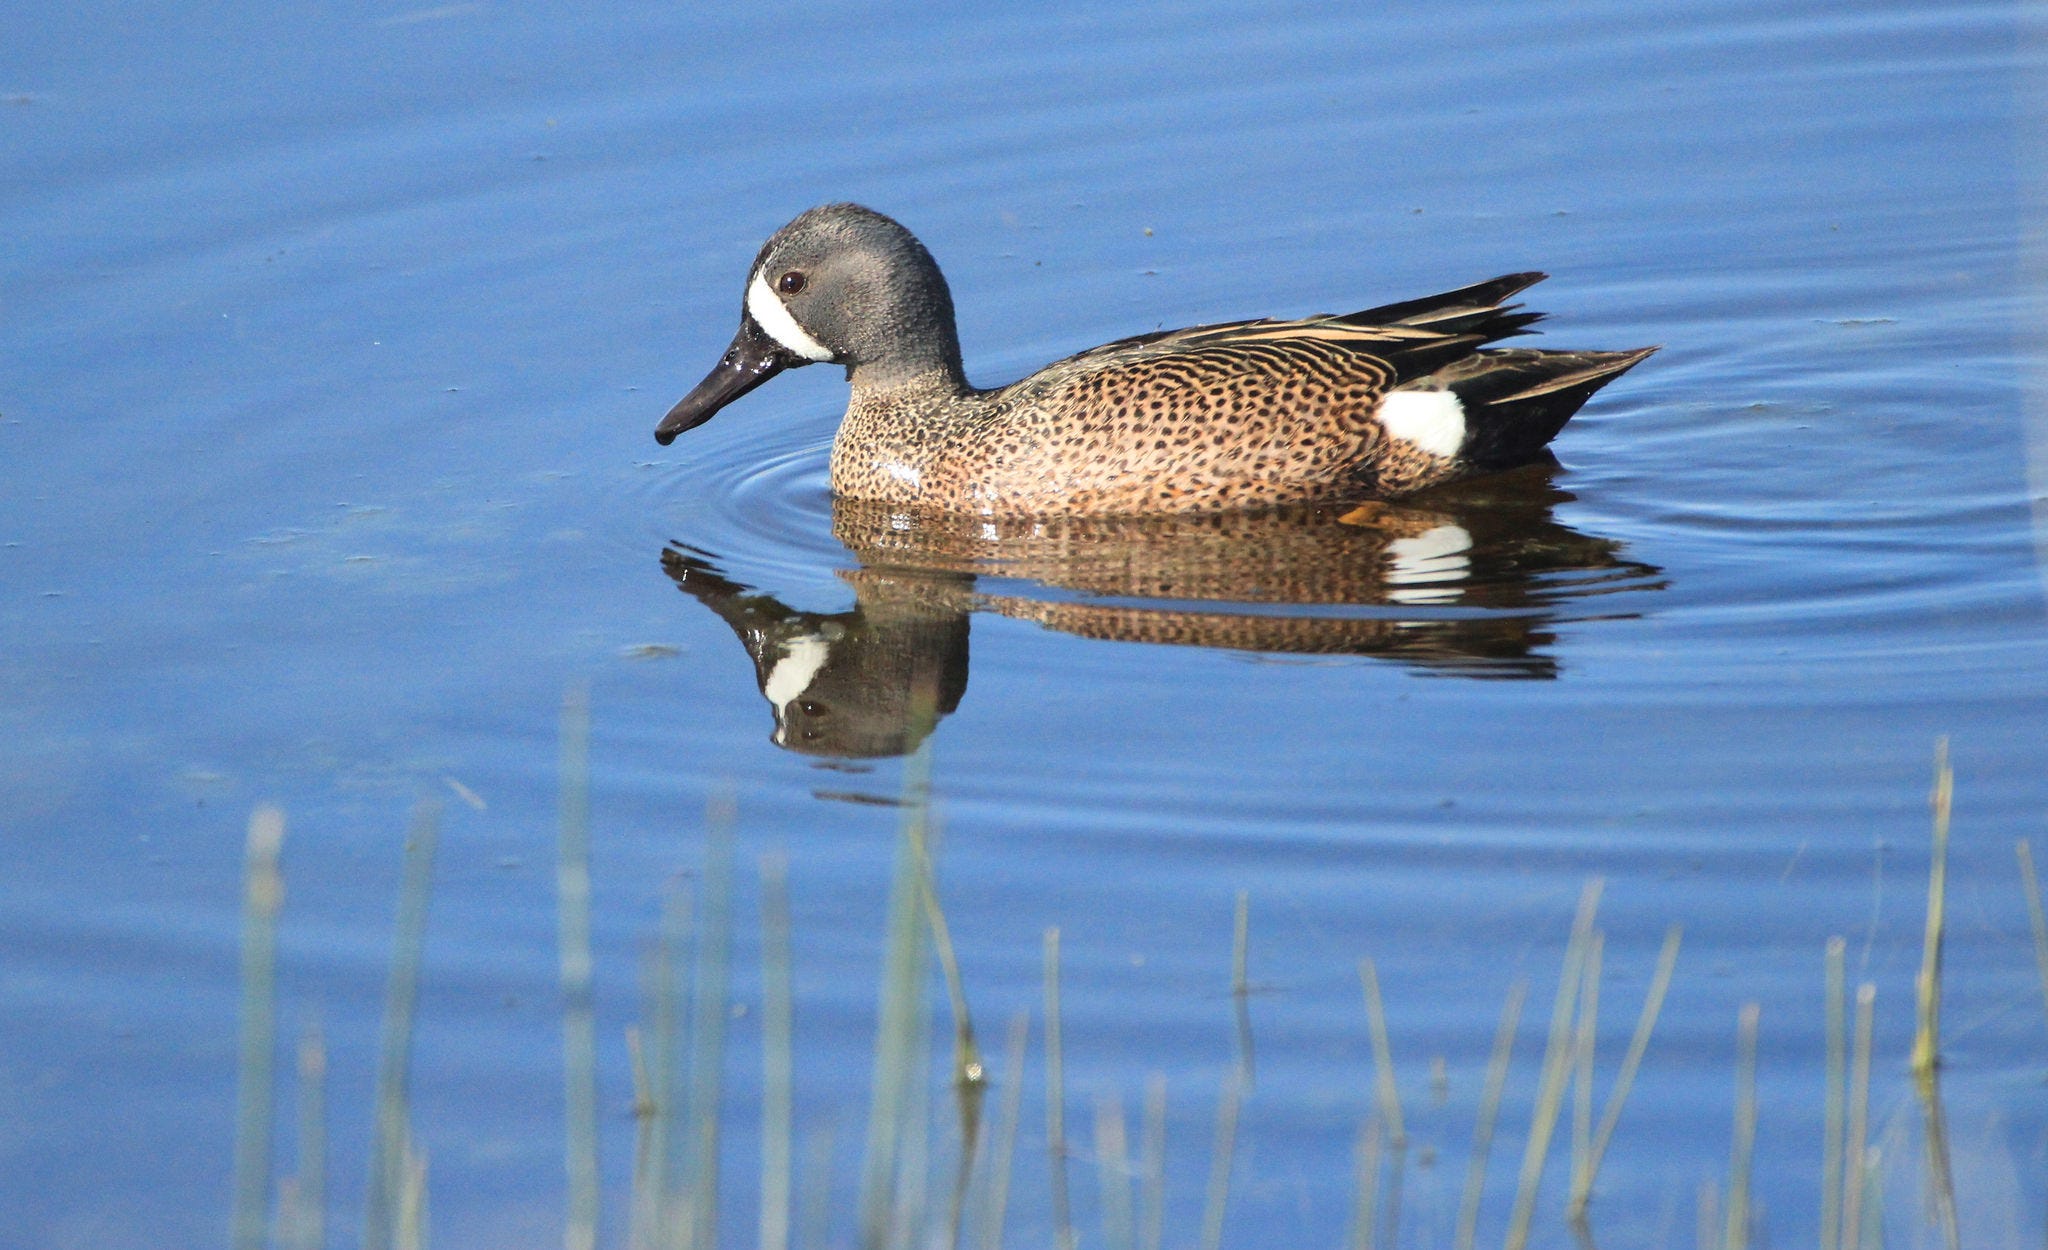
747 272 834 362
1377 390 1467 458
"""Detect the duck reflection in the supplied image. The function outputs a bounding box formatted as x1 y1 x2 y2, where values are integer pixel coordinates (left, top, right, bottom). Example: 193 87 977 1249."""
662 463 1663 758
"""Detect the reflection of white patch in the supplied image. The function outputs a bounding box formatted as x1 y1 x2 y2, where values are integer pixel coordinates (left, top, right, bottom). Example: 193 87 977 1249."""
1378 390 1467 458
1385 523 1472 604
764 633 832 712
747 273 833 362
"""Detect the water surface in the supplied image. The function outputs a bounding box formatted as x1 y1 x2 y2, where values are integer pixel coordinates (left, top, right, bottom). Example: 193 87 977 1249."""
4 1 2047 1246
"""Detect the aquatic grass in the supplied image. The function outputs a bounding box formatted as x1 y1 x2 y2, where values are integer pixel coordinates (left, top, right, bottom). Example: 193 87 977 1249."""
1231 891 1254 1084
367 802 440 1250
1910 738 1952 1078
1569 924 1681 1222
1094 1092 1135 1250
1822 937 1846 1250
1504 879 1603 1250
1724 1003 1760 1250
860 737 937 1250
1196 1065 1244 1250
976 1013 1030 1250
1357 959 1406 1149
1913 1059 1960 1250
890 963 935 1250
226 755 2046 1250
760 853 795 1250
1139 1074 1167 1250
799 1124 835 1250
395 1136 428 1250
683 801 736 1250
628 881 692 1250
1454 981 1525 1250
1345 1117 1384 1250
1842 982 1877 1250
1695 1178 1720 1250
282 1021 327 1250
1910 741 1960 1250
1043 926 1076 1250
2017 839 2048 1037
1568 930 1602 1202
557 686 599 1250
916 815 989 1250
231 805 284 1250
923 835 983 1088
916 884 983 1250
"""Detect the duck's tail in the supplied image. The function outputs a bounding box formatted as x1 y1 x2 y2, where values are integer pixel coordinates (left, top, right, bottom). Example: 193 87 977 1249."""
1428 346 1659 470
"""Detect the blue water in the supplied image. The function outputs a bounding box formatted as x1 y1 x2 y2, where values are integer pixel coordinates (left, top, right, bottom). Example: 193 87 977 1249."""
5 1 2047 1246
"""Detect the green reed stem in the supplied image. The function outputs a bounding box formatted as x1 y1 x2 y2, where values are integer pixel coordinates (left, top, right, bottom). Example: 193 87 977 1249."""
798 1123 835 1250
760 854 794 1250
557 687 599 1250
1196 1067 1243 1250
684 799 735 1250
978 1013 1030 1250
1910 738 1951 1078
1357 959 1406 1149
1346 1117 1383 1250
1455 980 1525 1250
1095 1092 1134 1250
290 1021 327 1250
231 806 284 1250
1569 931 1603 1201
1044 928 1075 1250
1822 937 1846 1250
2017 840 2048 1038
370 802 440 1250
1232 892 1254 1085
860 744 934 1250
1572 925 1680 1221
1842 984 1876 1250
1505 879 1602 1250
1724 1003 1760 1250
1140 1074 1167 1250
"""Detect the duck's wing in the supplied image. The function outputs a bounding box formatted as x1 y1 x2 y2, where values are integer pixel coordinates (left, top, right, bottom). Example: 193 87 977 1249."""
1060 273 1551 383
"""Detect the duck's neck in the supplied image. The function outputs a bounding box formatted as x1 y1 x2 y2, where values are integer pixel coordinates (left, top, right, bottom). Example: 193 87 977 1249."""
847 359 974 404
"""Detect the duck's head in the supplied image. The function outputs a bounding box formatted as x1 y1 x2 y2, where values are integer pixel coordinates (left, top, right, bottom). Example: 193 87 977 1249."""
655 203 963 445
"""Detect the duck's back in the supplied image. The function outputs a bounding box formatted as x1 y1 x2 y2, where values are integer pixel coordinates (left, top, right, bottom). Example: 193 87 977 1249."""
828 275 1652 517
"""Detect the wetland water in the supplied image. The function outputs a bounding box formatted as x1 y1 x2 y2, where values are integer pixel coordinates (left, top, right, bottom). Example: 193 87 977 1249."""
5 1 2048 1246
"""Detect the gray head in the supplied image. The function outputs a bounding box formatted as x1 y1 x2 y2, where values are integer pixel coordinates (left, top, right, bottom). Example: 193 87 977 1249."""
655 204 964 444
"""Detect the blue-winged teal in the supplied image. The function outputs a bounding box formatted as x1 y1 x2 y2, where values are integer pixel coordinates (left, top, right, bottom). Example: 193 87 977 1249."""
656 203 1653 515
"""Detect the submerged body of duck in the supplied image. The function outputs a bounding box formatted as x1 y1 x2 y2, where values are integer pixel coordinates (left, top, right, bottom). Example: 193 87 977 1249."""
656 203 1652 516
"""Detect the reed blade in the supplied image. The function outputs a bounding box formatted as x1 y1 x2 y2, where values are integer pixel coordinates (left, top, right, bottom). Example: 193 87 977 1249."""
370 802 441 1250
557 688 599 1250
1454 980 1524 1250
1724 1003 1760 1250
231 806 285 1250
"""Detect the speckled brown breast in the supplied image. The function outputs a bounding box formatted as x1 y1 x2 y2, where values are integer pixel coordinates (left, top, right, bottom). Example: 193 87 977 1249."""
829 338 1466 516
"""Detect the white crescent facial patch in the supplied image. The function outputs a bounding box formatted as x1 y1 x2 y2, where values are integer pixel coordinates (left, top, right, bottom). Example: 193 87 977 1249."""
746 272 834 362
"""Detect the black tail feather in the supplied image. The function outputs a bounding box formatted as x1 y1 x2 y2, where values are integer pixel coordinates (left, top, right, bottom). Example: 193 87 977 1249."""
1344 272 1549 328
1439 346 1658 470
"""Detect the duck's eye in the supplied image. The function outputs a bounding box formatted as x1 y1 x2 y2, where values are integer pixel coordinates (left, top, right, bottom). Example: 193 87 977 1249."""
777 270 807 295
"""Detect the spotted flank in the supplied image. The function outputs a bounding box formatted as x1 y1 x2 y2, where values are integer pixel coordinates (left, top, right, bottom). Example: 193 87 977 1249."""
658 203 1655 515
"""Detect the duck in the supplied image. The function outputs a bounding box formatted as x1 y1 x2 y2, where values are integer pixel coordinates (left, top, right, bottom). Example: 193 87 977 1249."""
655 203 1653 516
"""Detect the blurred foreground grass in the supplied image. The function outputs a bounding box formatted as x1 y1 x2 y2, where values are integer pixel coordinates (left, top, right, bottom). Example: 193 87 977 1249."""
230 729 2044 1250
